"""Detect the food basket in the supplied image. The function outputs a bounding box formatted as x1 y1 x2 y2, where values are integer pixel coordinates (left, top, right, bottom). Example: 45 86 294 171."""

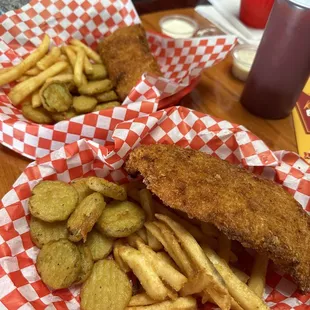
0 0 236 159
0 106 309 309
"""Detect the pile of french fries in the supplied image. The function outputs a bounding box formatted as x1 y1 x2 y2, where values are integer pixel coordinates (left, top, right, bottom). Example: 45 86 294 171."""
0 35 120 124
118 182 270 310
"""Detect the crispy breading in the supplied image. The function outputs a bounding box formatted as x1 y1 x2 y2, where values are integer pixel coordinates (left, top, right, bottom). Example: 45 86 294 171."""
125 144 310 292
99 24 162 101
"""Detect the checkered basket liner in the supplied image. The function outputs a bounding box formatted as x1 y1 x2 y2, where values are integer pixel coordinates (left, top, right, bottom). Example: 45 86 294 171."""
0 0 236 160
0 106 309 309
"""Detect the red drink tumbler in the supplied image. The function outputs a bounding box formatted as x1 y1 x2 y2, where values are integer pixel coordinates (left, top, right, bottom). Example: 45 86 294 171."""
240 0 310 119
240 0 275 29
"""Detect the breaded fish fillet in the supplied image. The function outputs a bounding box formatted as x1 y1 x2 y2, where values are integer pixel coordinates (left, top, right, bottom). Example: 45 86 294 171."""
126 144 310 292
99 24 162 101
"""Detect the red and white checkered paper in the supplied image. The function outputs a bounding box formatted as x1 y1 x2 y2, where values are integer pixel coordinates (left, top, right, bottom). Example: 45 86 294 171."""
0 106 309 310
0 0 236 160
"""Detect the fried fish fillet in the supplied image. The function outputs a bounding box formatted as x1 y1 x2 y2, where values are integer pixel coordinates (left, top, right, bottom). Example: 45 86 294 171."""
126 144 310 292
99 24 162 101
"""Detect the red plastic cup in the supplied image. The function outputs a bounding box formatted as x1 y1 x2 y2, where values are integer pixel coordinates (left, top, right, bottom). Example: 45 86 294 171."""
240 0 275 29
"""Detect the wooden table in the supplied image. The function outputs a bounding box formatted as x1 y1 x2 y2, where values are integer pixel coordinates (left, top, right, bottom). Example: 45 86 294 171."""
0 8 297 198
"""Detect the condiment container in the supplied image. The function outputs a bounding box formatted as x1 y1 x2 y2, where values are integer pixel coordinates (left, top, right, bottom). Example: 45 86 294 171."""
159 15 198 39
240 0 275 29
231 44 257 82
240 0 310 119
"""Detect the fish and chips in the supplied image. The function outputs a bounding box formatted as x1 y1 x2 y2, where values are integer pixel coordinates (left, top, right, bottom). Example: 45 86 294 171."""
0 34 122 123
26 143 310 309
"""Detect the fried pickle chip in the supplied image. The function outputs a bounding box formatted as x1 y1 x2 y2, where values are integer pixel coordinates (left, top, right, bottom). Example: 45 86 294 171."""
30 216 68 248
96 200 145 238
42 82 73 112
93 101 120 112
37 239 81 289
84 230 114 261
22 102 53 124
67 192 106 242
87 177 127 201
72 178 93 203
51 108 77 122
29 181 78 222
87 64 107 80
73 95 97 114
81 259 132 310
96 90 118 103
75 244 94 285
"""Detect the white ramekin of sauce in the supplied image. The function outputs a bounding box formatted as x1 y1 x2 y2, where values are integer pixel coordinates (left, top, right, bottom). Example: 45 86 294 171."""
232 44 258 82
159 15 199 39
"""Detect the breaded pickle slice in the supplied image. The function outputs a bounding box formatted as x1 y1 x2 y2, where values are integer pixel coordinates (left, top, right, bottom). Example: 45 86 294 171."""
81 259 132 310
84 230 113 261
30 216 68 248
87 177 127 201
75 245 94 285
67 192 106 242
37 239 81 289
71 178 93 203
96 200 145 238
22 102 53 124
29 181 78 222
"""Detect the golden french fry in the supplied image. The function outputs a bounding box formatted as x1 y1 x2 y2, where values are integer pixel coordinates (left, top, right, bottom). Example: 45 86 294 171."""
248 254 269 298
25 67 41 76
9 61 68 105
31 90 41 108
119 245 170 301
0 35 50 87
202 246 269 310
155 214 231 310
70 39 102 63
113 239 131 273
136 227 148 244
74 47 85 87
139 189 155 222
136 240 187 292
58 54 68 62
231 267 250 283
151 221 194 278
37 47 61 70
63 46 77 68
0 67 12 74
154 202 204 242
180 272 210 296
126 297 197 310
156 252 179 270
127 233 145 248
146 229 163 251
83 55 94 74
218 233 231 262
231 298 244 310
128 293 160 307
78 79 113 95
71 45 94 74
16 75 30 82
200 222 220 238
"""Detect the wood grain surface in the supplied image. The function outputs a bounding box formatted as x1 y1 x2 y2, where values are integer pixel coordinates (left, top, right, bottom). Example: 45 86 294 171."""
0 8 297 199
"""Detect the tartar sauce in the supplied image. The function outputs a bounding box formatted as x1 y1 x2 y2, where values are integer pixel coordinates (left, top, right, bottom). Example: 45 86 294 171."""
159 15 198 39
232 45 258 82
